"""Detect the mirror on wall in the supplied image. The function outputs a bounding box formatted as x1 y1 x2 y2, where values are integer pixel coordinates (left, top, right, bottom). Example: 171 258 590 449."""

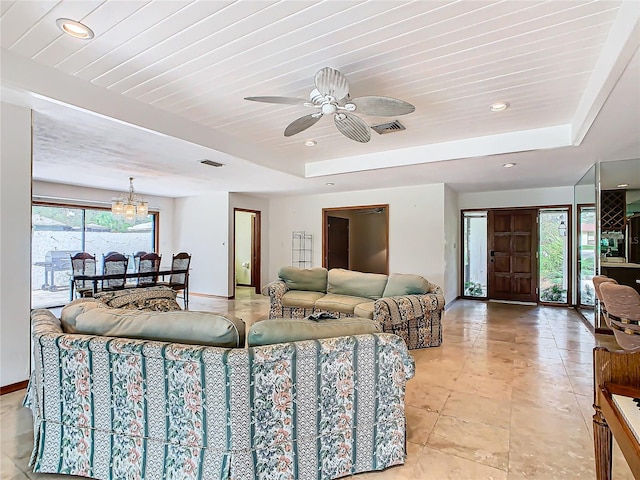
597 158 640 331
574 164 597 327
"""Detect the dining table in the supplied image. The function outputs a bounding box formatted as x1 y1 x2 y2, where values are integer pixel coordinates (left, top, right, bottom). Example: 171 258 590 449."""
70 268 189 300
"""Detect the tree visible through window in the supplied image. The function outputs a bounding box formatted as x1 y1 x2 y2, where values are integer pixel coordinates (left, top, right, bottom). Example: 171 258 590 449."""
539 209 569 303
31 204 156 308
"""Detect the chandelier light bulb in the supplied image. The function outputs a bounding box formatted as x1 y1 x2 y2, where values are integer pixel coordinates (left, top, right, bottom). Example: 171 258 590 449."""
111 177 148 221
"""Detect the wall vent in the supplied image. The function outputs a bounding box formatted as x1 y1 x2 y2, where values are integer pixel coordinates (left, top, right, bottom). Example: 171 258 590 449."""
371 120 405 135
200 159 224 167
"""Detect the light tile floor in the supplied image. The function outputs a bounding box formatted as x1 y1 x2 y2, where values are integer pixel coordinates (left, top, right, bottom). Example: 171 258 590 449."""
1 290 635 479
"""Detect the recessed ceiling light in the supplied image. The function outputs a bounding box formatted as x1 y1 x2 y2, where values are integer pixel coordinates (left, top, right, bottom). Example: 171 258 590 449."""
304 140 317 147
502 163 516 168
56 18 94 39
617 183 629 188
325 182 335 186
490 102 510 112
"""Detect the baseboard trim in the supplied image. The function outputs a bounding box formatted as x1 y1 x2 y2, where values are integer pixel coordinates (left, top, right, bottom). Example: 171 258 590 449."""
190 292 234 300
1 380 28 396
444 296 461 310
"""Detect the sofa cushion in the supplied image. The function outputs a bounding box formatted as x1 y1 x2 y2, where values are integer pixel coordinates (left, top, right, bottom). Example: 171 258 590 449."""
382 273 431 297
354 302 375 319
281 290 326 308
315 293 368 314
75 308 245 347
247 317 381 346
278 266 328 292
327 269 388 300
60 298 104 333
94 286 181 311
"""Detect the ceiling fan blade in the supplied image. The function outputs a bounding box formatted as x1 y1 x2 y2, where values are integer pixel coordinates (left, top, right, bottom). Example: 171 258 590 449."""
284 114 322 137
244 96 307 105
315 67 350 100
351 96 415 116
334 113 371 143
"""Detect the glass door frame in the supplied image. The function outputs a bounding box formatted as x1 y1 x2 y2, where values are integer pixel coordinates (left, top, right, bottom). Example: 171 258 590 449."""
576 203 596 309
460 209 488 300
537 206 572 307
461 205 572 305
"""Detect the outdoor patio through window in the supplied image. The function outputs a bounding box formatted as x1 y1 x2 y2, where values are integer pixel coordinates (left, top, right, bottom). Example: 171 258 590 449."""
32 204 156 308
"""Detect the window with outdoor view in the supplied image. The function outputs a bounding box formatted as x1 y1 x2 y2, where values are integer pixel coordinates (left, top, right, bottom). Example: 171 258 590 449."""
538 208 569 304
463 211 488 297
31 204 156 308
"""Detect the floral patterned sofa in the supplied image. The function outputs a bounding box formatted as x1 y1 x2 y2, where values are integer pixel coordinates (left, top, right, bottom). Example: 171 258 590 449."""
265 267 445 349
26 298 415 480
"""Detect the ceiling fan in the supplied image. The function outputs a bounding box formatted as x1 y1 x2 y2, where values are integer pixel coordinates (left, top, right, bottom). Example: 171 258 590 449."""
245 67 415 143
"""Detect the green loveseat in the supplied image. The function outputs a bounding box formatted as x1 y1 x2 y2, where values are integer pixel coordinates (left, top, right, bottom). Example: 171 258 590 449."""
264 267 445 349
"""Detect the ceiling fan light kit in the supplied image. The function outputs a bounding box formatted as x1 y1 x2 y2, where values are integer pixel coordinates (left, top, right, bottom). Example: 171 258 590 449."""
245 67 415 143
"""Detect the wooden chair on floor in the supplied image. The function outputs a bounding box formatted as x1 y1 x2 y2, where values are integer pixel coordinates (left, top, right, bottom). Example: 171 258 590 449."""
101 252 129 291
70 252 96 298
137 252 161 287
132 251 147 272
158 252 191 309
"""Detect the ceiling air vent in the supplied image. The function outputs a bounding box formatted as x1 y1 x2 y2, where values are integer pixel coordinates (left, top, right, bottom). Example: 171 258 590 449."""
371 120 406 135
200 159 224 167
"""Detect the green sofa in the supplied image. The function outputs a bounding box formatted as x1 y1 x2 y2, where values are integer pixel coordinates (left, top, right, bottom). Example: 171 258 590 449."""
25 287 416 479
264 267 445 349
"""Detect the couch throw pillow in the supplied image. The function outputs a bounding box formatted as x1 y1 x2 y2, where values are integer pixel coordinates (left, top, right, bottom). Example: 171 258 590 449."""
75 308 245 348
382 273 431 297
327 269 388 300
278 266 328 292
94 286 181 311
60 298 105 333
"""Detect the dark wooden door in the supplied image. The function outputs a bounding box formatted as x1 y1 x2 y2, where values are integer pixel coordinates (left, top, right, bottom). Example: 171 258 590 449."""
327 216 349 269
488 209 538 302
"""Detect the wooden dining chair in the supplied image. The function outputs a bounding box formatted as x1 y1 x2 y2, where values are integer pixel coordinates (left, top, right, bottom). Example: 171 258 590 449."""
70 252 96 298
101 252 129 291
137 252 161 286
158 252 191 309
133 251 147 272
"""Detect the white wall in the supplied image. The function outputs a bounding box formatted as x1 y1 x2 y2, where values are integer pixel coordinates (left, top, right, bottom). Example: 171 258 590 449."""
32 181 176 260
459 186 574 210
267 184 447 297
1 103 32 387
443 185 459 303
229 193 271 295
175 192 229 297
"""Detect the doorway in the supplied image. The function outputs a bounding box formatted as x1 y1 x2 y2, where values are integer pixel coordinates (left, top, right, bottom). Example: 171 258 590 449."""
234 209 261 294
322 205 389 274
463 206 572 305
488 209 538 303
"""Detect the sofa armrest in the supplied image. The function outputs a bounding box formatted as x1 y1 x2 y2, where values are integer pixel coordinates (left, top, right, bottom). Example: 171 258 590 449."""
373 291 444 349
263 280 288 318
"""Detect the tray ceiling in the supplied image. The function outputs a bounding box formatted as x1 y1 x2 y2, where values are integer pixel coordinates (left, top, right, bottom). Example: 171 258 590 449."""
1 0 638 196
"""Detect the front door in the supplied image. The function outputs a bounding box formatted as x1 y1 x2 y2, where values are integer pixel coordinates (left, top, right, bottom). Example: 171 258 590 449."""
327 216 349 269
488 209 538 302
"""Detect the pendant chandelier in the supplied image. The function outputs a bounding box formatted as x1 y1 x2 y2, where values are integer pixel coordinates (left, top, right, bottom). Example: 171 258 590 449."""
111 177 148 221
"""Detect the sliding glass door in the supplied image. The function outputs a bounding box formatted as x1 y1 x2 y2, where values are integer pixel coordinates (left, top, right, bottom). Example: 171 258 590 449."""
32 204 156 308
